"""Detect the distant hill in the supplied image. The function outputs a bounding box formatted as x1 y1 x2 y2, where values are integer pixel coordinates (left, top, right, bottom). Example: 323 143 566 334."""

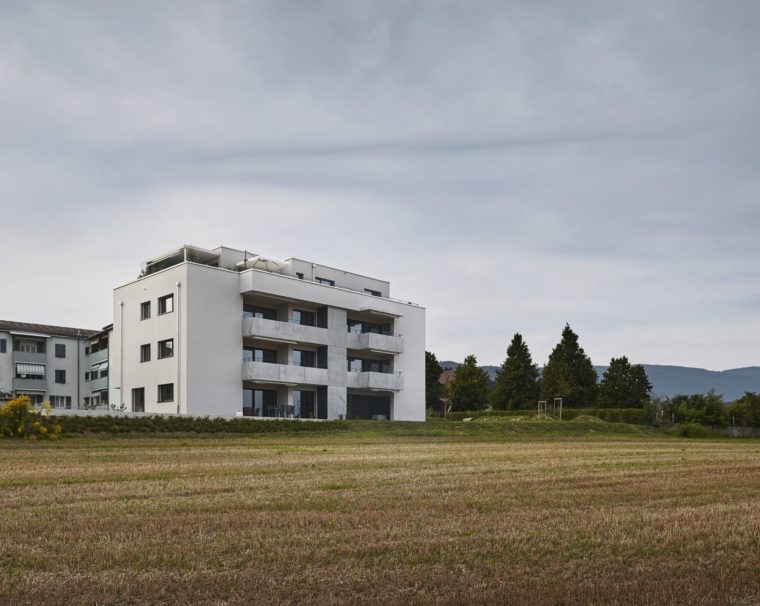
439 361 760 402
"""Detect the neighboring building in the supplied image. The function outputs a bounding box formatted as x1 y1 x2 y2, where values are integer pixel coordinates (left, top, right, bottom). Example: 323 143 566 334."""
109 245 425 420
83 324 112 409
0 320 98 409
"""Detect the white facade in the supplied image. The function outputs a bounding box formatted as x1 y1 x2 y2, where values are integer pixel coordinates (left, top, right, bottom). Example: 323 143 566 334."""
110 245 425 421
0 321 100 409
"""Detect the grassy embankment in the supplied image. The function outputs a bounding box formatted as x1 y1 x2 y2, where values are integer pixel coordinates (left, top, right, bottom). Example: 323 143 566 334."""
1 418 759 605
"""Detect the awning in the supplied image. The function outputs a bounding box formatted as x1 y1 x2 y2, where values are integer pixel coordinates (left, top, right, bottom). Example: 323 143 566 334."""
90 361 108 371
15 363 45 375
9 331 51 339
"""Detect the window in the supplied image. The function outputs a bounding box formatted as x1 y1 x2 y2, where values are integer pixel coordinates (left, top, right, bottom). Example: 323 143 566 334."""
55 369 66 384
84 345 90 356
243 305 277 320
140 343 151 362
50 395 72 410
14 339 45 353
55 343 66 358
293 390 316 419
21 393 44 407
158 294 174 315
292 309 315 326
243 347 276 363
243 389 277 417
84 371 90 382
315 277 335 286
157 383 174 403
296 272 304 279
0 338 6 353
365 288 382 297
348 358 362 372
293 350 316 368
132 388 145 413
157 339 174 359
140 301 151 320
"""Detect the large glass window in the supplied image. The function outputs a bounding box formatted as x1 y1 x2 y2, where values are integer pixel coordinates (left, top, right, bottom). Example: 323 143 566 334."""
292 350 316 367
243 305 277 320
293 390 316 419
347 357 392 373
243 348 277 363
347 320 391 335
14 339 45 353
291 309 315 326
243 389 278 417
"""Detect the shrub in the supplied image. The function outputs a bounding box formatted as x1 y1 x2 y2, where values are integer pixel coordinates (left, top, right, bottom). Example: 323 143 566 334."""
674 422 713 438
0 395 62 441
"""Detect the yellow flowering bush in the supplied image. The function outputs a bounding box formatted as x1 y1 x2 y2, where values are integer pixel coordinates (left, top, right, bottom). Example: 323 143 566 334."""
0 395 61 440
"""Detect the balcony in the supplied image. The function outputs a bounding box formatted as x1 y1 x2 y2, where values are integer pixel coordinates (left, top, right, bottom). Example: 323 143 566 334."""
12 351 47 364
347 371 403 392
89 376 108 392
242 317 328 346
89 348 109 365
13 378 47 391
346 332 403 354
242 361 329 386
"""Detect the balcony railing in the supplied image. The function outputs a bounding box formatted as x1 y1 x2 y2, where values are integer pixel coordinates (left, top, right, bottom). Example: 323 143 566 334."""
242 361 329 386
12 378 47 391
346 332 403 354
242 316 328 345
12 351 47 364
347 371 403 392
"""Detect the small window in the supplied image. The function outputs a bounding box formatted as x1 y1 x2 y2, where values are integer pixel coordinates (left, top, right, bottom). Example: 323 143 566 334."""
0 338 6 353
315 277 335 286
140 301 151 320
55 343 66 358
140 343 151 363
84 345 90 356
85 371 90 382
55 369 66 384
364 289 382 297
158 294 174 315
157 383 174 403
157 339 174 359
296 272 304 279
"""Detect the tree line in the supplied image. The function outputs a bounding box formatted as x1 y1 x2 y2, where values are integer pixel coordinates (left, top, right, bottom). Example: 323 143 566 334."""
425 324 760 428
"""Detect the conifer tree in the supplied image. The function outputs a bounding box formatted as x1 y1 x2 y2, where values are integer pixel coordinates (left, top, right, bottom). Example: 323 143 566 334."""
449 354 491 412
425 351 444 414
541 324 598 408
491 333 539 410
598 356 652 408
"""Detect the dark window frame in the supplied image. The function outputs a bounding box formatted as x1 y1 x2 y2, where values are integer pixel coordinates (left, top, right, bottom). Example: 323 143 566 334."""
140 301 151 320
140 343 151 363
157 383 174 403
158 294 174 315
157 339 174 359
55 343 66 358
54 369 66 384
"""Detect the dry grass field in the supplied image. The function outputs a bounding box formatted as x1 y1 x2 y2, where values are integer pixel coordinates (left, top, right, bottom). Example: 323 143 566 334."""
1 427 760 605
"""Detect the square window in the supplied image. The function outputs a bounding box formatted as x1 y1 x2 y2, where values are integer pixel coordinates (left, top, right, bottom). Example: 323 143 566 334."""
158 294 174 315
140 301 151 320
157 383 174 403
140 343 151 362
157 339 174 359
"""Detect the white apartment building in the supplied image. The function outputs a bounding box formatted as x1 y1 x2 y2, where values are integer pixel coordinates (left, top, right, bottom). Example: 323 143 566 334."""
109 245 425 421
0 320 99 409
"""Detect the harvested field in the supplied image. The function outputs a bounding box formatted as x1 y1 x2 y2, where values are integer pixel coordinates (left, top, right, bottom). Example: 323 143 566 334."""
1 429 759 605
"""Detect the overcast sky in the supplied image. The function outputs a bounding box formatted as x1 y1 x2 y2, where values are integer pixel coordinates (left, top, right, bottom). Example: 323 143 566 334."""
1 1 758 370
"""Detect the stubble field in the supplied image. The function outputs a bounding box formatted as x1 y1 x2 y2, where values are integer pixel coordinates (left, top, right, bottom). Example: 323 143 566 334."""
1 428 760 605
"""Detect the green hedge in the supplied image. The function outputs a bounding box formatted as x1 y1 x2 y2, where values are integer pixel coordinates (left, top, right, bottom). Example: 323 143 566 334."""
448 408 648 425
52 415 349 435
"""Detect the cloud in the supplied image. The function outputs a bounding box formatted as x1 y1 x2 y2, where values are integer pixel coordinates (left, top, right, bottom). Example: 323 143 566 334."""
0 0 758 369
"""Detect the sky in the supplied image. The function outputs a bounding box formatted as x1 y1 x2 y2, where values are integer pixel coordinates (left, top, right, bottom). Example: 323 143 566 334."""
1 1 759 370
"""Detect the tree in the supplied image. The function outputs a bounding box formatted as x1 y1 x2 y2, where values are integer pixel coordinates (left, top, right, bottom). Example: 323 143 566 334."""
726 392 760 427
598 356 652 408
491 333 539 410
449 354 491 412
425 351 444 414
541 324 598 408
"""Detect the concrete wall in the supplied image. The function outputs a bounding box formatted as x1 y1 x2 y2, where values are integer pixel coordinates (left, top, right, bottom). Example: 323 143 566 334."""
111 264 186 413
283 259 390 297
184 263 248 416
